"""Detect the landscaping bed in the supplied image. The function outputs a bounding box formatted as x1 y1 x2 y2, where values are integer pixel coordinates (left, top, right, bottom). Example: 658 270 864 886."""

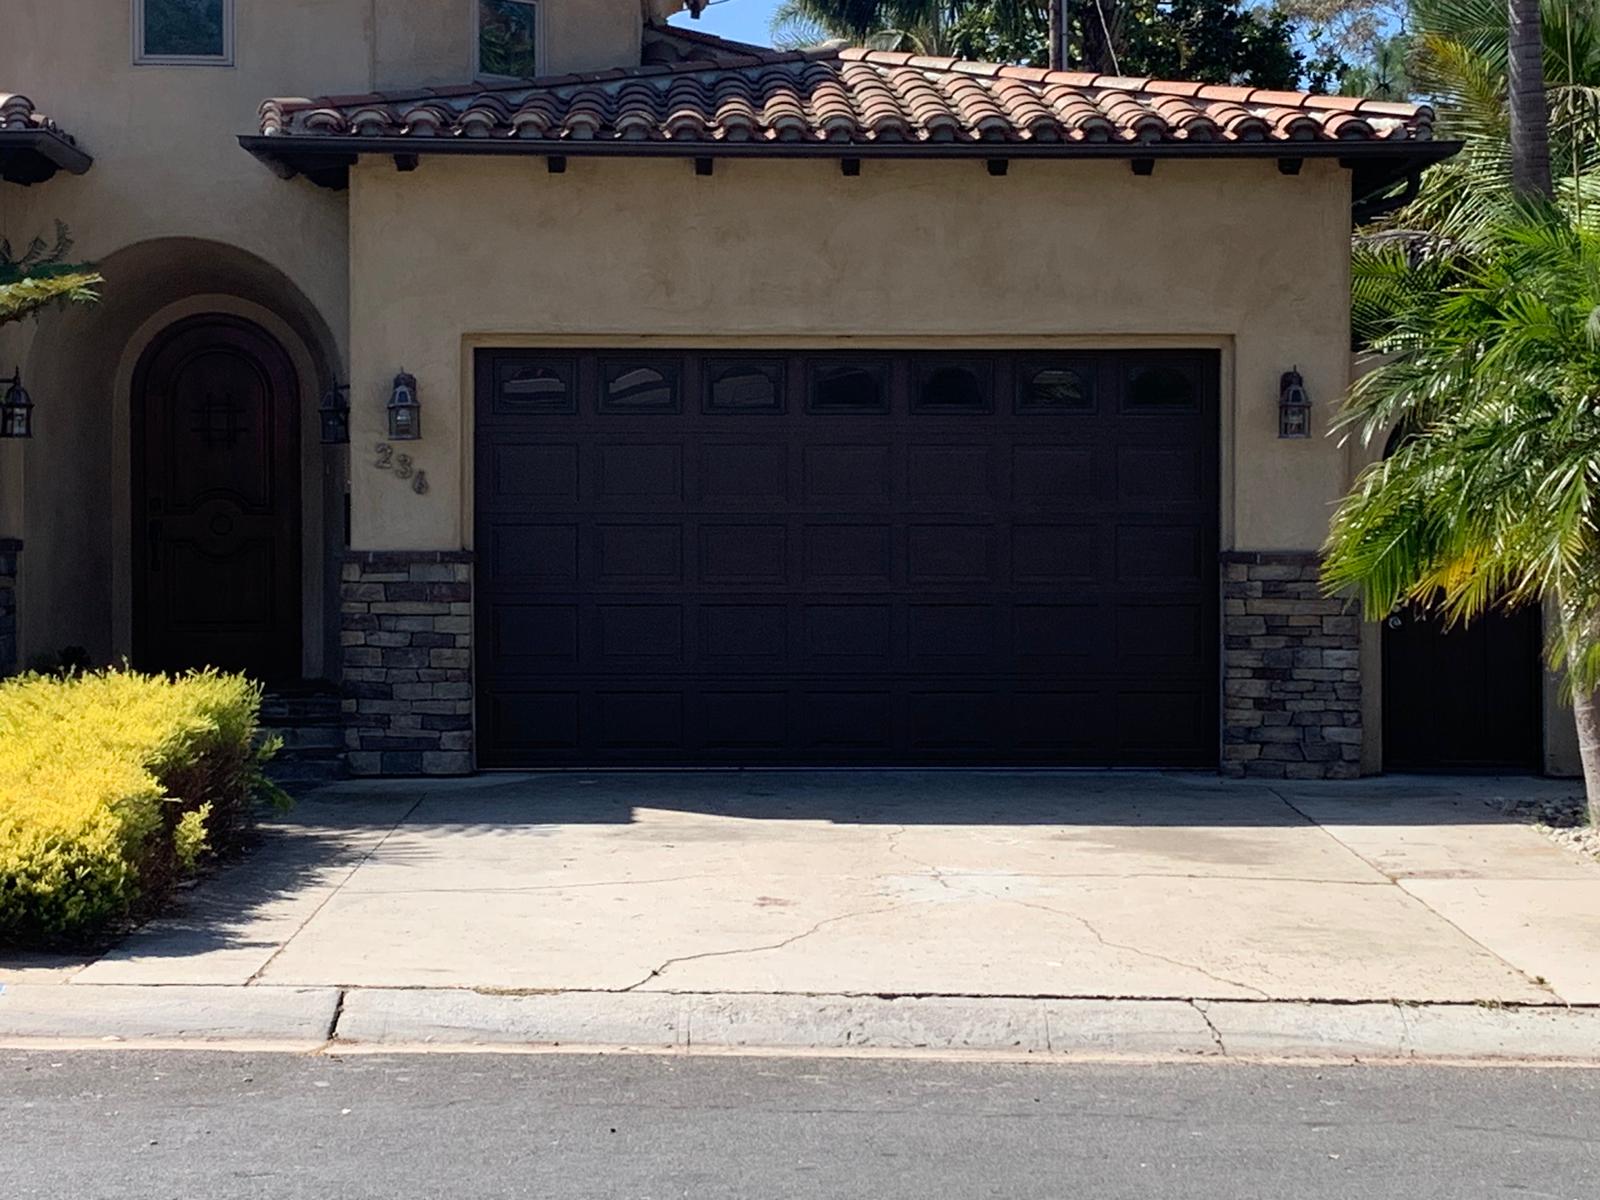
0 669 282 947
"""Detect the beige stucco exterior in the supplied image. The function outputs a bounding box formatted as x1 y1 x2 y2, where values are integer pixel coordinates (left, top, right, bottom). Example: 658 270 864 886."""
345 154 1356 557
0 0 1573 773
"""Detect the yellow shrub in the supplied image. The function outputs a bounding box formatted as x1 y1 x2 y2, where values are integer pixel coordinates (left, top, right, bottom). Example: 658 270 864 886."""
0 669 279 945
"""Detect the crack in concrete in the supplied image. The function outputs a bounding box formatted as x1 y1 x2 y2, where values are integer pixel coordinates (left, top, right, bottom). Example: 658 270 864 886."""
1188 998 1226 1054
618 902 918 992
243 794 427 987
884 825 954 891
1268 786 1570 1006
1004 895 1273 1001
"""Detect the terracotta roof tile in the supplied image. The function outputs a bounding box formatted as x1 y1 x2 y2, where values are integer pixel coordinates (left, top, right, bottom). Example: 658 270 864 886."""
1 92 77 143
255 46 1436 150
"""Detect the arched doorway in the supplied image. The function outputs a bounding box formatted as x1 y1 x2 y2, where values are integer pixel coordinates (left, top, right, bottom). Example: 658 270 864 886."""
1378 430 1543 771
131 314 302 679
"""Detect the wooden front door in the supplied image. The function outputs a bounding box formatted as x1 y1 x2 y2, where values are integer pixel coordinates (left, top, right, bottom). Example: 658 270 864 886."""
133 315 301 680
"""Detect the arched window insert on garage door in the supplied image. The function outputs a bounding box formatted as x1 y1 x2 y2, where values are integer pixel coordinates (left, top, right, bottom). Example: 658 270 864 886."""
495 358 575 415
601 361 680 413
705 359 785 413
808 360 890 414
1018 363 1096 413
915 360 994 413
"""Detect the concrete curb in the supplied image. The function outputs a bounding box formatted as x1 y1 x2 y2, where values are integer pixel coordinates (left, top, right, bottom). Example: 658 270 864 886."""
7 985 1600 1061
0 984 339 1045
335 990 1600 1062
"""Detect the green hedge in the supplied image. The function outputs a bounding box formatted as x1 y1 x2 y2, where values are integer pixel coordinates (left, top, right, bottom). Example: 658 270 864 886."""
0 669 282 946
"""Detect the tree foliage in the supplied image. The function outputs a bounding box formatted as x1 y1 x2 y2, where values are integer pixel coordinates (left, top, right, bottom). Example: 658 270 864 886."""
0 223 101 328
1328 206 1600 720
773 0 1331 88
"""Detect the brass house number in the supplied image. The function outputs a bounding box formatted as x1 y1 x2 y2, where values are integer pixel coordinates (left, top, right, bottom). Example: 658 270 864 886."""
374 443 429 495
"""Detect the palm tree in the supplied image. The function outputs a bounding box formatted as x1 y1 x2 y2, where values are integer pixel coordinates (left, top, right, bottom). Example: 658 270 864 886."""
1326 204 1600 821
1364 0 1599 244
1509 0 1554 195
0 224 100 327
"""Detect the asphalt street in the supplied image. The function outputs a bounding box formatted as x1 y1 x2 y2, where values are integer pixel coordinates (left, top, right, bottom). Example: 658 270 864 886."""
4 1050 1598 1199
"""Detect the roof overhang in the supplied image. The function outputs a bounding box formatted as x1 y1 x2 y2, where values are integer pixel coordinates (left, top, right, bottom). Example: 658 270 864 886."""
239 133 1460 208
0 129 92 185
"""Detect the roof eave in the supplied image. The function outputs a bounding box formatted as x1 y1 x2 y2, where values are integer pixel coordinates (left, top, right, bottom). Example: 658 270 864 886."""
0 129 93 185
239 133 1460 203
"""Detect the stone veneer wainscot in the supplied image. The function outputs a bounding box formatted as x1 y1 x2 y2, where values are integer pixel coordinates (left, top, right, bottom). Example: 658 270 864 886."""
341 550 473 776
1222 551 1363 779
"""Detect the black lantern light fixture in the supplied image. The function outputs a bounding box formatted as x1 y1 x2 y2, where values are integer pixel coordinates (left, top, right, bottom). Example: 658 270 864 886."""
1 367 34 439
388 371 420 441
1278 367 1311 439
319 382 351 445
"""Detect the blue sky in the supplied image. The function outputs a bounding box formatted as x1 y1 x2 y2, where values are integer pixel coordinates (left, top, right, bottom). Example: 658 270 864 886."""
668 0 784 47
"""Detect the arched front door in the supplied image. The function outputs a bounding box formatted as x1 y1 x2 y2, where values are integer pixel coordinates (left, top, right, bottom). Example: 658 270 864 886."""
132 314 301 680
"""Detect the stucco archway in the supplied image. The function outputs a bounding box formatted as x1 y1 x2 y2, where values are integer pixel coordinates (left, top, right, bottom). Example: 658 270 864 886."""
18 237 346 678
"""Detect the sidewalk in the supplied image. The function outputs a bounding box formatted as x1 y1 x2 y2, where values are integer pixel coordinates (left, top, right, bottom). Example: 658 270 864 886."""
5 771 1600 1061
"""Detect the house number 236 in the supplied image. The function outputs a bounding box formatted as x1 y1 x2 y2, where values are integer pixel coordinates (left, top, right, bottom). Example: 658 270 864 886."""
373 443 429 495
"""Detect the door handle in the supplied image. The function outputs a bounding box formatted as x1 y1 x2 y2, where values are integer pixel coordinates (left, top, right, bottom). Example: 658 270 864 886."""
148 518 163 570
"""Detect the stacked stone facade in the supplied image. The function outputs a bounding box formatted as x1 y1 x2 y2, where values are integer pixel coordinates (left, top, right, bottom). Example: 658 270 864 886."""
1222 551 1362 780
0 538 18 674
340 550 473 776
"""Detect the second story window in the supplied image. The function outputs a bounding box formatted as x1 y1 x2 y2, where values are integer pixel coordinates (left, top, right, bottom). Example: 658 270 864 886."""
476 0 539 80
135 0 233 65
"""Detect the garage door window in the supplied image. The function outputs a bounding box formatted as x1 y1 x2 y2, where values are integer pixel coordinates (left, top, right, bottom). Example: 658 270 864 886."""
496 359 574 414
809 361 889 413
706 360 785 413
1126 363 1200 412
1019 364 1094 413
915 361 992 413
602 362 679 413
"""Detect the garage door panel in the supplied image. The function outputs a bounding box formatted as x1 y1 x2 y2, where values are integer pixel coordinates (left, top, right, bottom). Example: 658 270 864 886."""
485 443 580 503
907 525 995 583
485 523 578 584
489 602 580 664
596 443 683 501
702 691 789 749
701 604 788 664
803 524 895 584
908 444 996 502
803 445 893 502
804 604 895 661
597 604 684 662
700 442 789 502
475 348 1218 767
1013 445 1097 503
596 692 684 749
700 524 789 584
595 523 684 585
908 604 1000 662
1011 524 1101 584
1115 524 1206 582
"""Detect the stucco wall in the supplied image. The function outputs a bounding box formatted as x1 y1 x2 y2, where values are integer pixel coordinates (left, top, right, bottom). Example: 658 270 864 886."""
345 154 1356 554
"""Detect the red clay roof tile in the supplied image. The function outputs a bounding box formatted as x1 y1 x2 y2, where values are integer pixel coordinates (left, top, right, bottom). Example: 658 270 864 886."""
255 47 1435 151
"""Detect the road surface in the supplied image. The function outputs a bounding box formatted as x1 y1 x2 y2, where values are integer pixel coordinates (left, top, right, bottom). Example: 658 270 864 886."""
5 1050 1598 1198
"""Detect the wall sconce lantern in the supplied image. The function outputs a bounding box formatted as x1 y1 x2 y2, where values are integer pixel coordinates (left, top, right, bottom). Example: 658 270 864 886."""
1278 367 1311 439
1 368 34 439
319 383 350 445
387 371 420 441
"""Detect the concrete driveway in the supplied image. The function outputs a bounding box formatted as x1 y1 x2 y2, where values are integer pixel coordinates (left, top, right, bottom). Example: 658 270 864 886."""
17 772 1600 1005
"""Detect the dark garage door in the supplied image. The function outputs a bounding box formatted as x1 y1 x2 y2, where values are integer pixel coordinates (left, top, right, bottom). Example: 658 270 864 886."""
474 348 1219 767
